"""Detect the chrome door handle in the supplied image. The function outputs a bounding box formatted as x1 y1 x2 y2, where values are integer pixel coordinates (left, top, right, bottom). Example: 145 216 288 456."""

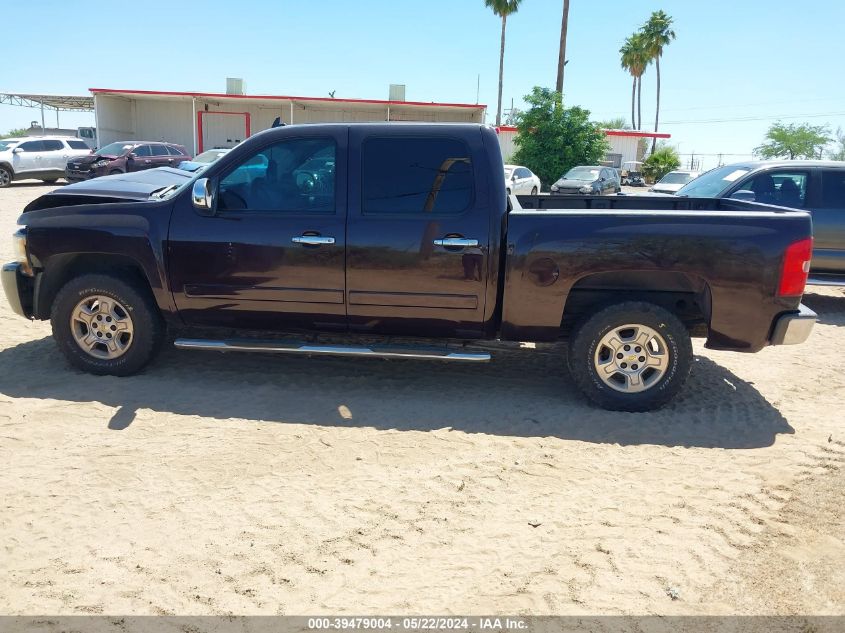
433 237 479 248
292 235 336 245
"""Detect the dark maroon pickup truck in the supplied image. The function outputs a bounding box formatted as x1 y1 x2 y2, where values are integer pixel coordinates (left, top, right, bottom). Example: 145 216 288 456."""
2 123 817 411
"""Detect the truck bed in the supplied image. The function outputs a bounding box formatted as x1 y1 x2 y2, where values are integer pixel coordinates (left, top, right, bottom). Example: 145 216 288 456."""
503 194 813 352
515 194 795 213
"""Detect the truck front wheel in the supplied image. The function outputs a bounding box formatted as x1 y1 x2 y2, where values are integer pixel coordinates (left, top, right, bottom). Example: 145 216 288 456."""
567 301 692 411
51 274 164 376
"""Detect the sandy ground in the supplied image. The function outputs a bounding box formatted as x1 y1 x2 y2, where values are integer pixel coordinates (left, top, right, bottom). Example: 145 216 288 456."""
0 182 843 616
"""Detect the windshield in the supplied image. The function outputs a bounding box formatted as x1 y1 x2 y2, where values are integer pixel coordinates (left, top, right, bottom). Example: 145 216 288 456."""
0 140 20 151
193 150 228 164
658 172 695 185
563 167 600 181
96 142 133 157
676 165 752 197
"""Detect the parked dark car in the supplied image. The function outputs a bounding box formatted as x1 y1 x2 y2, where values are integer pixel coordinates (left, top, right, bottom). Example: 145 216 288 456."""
675 161 845 284
3 123 816 412
66 141 190 182
551 165 620 195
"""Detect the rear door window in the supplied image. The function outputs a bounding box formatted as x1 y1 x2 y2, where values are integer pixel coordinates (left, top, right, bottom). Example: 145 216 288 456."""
819 170 845 209
166 145 184 156
150 144 169 156
362 137 473 214
41 140 64 151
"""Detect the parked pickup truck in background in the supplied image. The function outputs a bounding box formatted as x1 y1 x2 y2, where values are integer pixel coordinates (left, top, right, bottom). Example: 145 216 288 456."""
2 124 817 411
674 160 845 286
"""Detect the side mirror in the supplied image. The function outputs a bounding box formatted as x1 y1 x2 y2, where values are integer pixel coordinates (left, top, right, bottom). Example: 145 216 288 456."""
192 178 214 213
730 189 756 202
12 147 23 154
511 174 517 181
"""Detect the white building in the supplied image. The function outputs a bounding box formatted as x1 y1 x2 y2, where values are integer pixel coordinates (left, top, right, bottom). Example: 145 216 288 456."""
495 126 671 166
92 87 487 155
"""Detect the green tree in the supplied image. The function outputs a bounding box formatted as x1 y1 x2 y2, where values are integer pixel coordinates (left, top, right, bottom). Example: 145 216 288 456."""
485 0 523 126
512 87 609 188
641 10 675 151
642 145 680 181
556 0 570 94
620 32 649 130
755 122 831 160
5 128 28 137
827 127 845 161
597 117 630 130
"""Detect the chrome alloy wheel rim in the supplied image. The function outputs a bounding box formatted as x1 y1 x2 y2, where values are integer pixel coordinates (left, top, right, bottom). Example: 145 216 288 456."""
593 323 669 393
70 295 134 359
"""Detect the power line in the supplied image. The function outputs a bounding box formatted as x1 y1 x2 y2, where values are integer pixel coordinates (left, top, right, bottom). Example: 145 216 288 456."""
662 111 845 125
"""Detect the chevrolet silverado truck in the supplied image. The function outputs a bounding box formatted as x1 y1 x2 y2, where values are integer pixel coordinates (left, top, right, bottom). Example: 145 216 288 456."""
2 123 817 411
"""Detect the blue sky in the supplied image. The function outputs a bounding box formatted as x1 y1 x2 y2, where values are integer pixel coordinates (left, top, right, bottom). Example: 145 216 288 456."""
4 0 844 169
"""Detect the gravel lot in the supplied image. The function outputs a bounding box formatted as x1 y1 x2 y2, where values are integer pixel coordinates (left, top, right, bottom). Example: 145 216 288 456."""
0 181 843 615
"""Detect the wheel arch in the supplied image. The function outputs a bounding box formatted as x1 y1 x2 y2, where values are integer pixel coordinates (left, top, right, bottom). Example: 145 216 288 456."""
34 253 158 320
561 270 713 338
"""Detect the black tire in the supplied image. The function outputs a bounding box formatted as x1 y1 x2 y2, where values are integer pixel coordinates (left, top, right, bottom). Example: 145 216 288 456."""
50 274 165 376
0 165 12 188
531 186 538 195
567 301 692 412
41 179 58 184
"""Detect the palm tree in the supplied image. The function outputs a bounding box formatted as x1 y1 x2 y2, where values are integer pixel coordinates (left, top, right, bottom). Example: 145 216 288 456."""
485 0 523 126
620 33 648 130
641 10 675 152
555 0 570 95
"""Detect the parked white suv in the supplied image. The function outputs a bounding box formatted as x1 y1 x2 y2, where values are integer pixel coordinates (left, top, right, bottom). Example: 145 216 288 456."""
504 164 542 195
0 137 91 187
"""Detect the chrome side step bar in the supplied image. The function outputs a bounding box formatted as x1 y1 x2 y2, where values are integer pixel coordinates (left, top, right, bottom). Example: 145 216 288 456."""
174 338 491 362
807 275 845 287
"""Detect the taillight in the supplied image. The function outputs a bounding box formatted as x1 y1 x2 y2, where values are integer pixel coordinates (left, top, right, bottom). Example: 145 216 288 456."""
778 237 813 297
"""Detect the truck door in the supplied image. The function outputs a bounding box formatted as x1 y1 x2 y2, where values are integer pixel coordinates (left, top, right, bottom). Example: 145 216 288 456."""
809 168 845 272
168 126 348 331
346 128 493 338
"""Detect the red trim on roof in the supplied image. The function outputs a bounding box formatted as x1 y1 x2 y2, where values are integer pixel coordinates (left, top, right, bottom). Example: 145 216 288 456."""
604 129 671 139
89 88 485 110
495 126 518 132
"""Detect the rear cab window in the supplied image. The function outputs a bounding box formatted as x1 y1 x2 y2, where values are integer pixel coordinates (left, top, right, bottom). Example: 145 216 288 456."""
361 137 474 214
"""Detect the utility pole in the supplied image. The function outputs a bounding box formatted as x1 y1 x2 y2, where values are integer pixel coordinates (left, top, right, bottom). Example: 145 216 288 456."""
556 0 570 95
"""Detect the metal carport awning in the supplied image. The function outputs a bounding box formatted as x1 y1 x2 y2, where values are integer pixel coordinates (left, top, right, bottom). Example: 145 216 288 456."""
0 92 94 130
0 93 94 111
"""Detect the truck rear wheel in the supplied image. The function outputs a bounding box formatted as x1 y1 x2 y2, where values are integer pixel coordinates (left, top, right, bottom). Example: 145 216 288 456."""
51 274 164 376
567 301 692 411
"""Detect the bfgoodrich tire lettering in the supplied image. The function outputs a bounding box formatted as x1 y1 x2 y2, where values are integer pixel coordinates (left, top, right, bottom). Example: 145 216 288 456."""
51 274 164 376
567 301 692 412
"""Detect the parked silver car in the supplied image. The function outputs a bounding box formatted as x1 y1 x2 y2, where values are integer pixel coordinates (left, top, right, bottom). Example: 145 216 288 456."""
0 137 91 187
504 164 541 195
